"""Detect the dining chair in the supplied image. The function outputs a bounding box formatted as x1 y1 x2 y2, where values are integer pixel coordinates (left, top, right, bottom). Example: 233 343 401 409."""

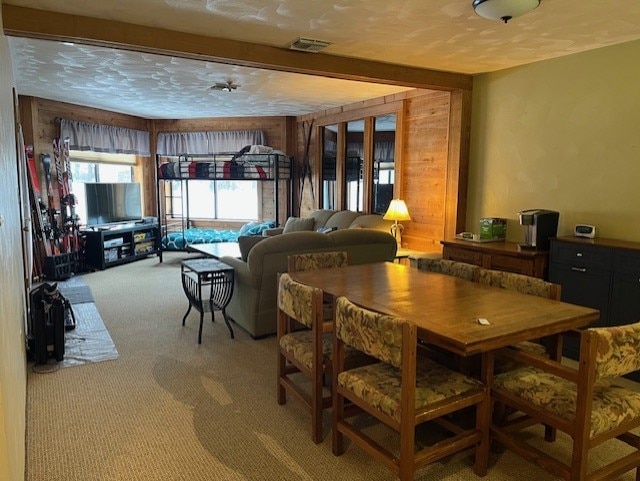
276 272 330 444
414 257 480 281
490 321 640 481
287 250 349 273
477 269 563 441
288 250 349 320
332 296 490 480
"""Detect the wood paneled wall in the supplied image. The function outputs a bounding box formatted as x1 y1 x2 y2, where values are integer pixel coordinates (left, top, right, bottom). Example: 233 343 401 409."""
295 89 468 252
19 91 468 246
18 96 295 227
18 96 155 216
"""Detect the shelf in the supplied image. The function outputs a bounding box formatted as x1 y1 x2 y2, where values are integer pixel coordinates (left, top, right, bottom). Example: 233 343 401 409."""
83 223 159 270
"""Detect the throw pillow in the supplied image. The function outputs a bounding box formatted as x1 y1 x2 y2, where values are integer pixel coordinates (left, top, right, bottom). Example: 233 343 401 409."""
282 216 315 234
238 221 257 237
239 220 276 236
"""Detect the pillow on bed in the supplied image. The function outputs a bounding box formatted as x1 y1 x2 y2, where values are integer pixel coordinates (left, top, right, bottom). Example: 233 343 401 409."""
239 220 276 236
283 217 315 234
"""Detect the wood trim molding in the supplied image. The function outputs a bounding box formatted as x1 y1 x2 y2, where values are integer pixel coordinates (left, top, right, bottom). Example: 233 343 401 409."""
2 5 473 92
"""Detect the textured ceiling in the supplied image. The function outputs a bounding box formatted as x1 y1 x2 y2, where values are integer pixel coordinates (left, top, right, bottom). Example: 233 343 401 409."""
6 0 640 119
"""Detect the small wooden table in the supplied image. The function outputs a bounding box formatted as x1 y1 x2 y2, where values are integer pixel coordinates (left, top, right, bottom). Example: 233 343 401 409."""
180 258 235 343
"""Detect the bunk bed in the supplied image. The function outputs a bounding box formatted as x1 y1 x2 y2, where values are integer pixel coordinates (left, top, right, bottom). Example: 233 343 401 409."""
156 147 293 261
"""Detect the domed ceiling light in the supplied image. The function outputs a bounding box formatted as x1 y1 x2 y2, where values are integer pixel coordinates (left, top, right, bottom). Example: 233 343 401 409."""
472 0 540 23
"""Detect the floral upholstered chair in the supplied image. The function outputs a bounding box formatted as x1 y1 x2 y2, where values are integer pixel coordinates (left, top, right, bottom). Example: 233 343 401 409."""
491 321 640 481
478 269 562 362
288 251 349 321
414 257 480 281
477 268 561 300
287 250 348 273
276 273 329 444
332 296 490 480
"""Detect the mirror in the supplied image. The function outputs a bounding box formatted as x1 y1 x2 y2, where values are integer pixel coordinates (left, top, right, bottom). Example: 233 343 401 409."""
372 113 396 214
321 124 338 210
345 119 364 212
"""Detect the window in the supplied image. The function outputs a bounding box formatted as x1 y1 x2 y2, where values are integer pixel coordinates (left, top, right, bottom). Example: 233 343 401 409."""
169 180 258 221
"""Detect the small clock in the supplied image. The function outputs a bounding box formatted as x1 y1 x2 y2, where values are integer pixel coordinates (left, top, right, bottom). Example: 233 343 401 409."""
574 224 596 239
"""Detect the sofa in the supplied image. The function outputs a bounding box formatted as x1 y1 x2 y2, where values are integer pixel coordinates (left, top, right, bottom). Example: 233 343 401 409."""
220 228 397 338
262 209 393 236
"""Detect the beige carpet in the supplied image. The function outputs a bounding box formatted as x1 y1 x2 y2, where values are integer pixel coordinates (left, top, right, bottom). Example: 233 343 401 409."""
25 252 638 481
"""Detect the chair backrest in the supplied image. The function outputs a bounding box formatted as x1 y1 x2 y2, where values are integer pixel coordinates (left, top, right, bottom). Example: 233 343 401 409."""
477 269 561 300
277 273 322 329
590 321 640 380
334 296 406 368
416 258 480 282
287 251 349 273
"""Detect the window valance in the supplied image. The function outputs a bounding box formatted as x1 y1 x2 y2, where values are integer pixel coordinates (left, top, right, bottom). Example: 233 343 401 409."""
60 119 150 156
156 130 265 156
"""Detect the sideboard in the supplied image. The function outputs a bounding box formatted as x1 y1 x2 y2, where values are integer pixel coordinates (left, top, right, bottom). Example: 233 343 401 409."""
549 235 640 373
440 239 549 279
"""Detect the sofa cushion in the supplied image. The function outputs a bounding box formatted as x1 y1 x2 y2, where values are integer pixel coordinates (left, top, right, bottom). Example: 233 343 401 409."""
324 210 361 230
282 216 315 233
349 214 392 232
308 209 337 229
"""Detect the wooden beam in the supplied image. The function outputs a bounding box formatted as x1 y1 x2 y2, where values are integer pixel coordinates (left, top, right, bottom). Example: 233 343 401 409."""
2 5 473 92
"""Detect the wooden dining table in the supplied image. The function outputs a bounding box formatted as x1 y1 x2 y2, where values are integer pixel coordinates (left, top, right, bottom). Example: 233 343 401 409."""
288 262 600 358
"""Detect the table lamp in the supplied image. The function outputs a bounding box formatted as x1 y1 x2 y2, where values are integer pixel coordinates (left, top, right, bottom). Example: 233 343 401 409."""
383 199 411 247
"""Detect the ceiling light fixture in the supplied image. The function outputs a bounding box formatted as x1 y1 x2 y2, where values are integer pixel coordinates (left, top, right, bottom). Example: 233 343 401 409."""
287 37 331 53
472 0 540 23
211 81 239 92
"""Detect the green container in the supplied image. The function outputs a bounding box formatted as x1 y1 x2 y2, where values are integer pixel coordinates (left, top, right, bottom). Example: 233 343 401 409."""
479 217 507 240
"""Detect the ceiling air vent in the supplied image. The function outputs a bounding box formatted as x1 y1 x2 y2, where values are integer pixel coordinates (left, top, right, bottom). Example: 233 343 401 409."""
287 37 331 53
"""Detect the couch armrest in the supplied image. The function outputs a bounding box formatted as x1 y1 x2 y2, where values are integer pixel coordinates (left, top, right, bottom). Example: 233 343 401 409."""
262 227 284 237
219 256 255 287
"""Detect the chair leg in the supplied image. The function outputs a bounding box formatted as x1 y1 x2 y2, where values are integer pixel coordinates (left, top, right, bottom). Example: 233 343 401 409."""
277 350 286 405
311 370 323 444
474 390 491 476
544 424 557 442
332 390 345 455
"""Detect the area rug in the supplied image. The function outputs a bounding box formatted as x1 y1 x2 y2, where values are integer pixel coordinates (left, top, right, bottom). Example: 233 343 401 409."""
54 276 119 369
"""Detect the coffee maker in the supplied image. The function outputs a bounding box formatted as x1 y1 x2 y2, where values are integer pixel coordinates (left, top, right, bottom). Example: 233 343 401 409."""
518 209 560 250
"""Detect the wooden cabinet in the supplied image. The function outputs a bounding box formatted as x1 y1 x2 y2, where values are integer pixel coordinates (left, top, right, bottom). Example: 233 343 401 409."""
440 239 549 279
83 223 159 270
549 236 640 376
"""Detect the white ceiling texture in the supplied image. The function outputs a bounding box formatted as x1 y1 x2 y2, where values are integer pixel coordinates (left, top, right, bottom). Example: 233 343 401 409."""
6 0 640 119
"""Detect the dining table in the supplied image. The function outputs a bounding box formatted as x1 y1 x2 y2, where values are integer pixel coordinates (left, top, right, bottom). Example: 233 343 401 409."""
288 261 600 358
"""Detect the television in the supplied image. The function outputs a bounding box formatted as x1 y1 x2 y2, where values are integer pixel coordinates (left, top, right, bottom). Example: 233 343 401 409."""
85 182 143 226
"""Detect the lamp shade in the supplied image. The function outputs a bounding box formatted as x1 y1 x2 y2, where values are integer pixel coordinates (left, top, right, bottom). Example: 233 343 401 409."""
383 199 411 222
472 0 540 23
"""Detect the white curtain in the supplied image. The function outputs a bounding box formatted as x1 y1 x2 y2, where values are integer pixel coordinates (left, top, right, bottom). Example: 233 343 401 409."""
61 119 150 156
156 130 265 155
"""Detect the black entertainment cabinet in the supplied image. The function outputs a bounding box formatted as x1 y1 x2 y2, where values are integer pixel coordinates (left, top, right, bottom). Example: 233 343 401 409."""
83 223 159 270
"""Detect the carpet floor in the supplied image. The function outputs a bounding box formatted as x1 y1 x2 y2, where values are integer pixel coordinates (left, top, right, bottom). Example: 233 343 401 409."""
25 252 638 481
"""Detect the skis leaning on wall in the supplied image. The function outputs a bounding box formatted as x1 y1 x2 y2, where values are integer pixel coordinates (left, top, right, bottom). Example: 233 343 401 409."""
40 152 62 255
25 145 52 280
52 138 81 253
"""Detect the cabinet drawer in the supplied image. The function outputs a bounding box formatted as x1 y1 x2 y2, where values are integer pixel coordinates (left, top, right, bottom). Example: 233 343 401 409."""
613 249 640 275
488 254 533 276
551 241 612 269
442 246 482 266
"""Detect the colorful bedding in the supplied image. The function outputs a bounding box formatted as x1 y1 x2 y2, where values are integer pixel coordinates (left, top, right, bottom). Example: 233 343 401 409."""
162 221 275 250
157 152 291 180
